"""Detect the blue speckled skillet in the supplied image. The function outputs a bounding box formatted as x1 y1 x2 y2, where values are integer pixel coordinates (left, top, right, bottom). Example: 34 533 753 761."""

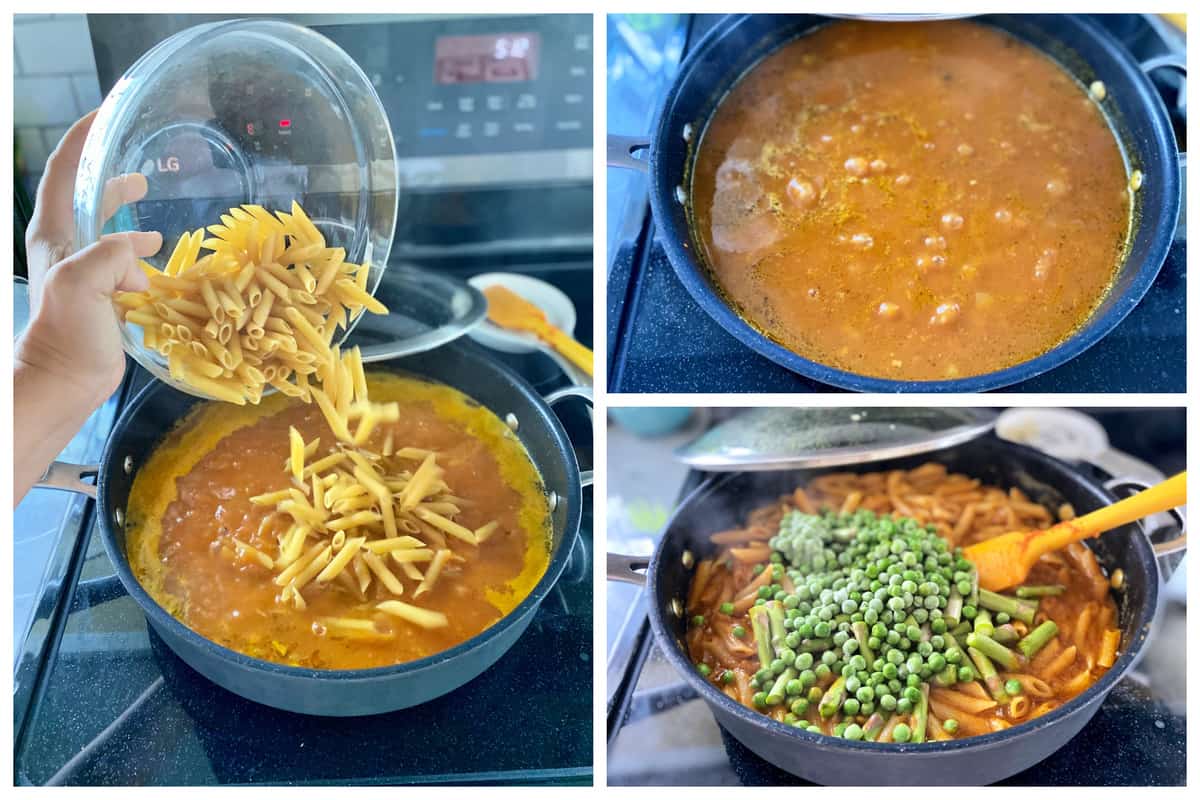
609 14 1184 392
609 436 1185 784
38 343 591 716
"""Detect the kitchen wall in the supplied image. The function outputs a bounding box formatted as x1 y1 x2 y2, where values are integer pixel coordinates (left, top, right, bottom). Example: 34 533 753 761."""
13 14 103 199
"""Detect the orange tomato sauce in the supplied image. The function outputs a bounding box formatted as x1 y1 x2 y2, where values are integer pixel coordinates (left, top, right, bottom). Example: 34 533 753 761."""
125 372 552 669
691 20 1132 380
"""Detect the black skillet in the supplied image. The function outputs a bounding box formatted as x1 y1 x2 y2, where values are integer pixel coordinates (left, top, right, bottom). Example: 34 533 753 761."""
37 342 592 717
608 14 1185 392
609 435 1185 784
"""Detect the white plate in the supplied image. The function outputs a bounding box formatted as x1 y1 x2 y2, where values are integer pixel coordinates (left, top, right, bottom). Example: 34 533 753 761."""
467 273 577 354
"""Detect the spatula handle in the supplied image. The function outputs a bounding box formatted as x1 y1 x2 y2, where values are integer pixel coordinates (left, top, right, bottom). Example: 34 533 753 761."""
539 324 594 377
1039 471 1187 552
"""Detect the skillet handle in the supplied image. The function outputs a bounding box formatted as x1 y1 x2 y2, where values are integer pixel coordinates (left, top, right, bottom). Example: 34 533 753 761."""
36 461 99 499
1139 54 1187 170
1104 476 1186 579
607 552 650 586
544 386 594 488
607 135 651 173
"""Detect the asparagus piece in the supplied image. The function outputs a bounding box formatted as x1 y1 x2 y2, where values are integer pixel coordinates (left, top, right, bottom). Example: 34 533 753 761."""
766 666 797 706
950 621 972 637
991 624 1020 646
933 663 959 687
977 589 1036 625
863 711 888 742
851 620 875 665
974 608 994 636
818 675 847 718
765 600 787 652
968 646 1008 703
1017 620 1059 659
798 638 834 653
969 572 980 609
1016 584 1065 598
945 588 963 625
966 631 1020 671
748 604 774 667
911 683 930 743
942 631 968 664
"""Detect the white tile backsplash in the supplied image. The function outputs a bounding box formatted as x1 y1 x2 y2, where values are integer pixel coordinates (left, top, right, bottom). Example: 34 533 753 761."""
14 76 81 127
13 17 97 75
71 74 103 113
13 14 101 176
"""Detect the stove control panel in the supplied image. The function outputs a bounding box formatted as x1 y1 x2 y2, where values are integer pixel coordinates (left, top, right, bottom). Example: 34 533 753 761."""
319 15 592 162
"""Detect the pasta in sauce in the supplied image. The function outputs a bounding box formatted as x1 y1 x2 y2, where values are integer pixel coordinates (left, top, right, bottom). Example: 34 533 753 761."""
126 372 552 670
690 21 1131 380
686 464 1121 741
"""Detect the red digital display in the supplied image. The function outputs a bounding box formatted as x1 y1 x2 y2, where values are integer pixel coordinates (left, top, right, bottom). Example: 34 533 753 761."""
279 119 292 129
434 33 540 84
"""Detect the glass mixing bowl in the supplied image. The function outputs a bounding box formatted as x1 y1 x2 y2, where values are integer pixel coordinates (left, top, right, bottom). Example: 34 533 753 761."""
73 18 398 399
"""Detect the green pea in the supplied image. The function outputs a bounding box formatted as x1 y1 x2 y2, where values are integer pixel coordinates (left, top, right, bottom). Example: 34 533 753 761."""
720 602 735 615
879 693 897 711
752 691 768 708
843 723 864 741
892 723 912 743
697 663 711 677
692 615 705 627
943 719 959 734
722 670 735 685
732 624 747 638
842 698 860 715
1005 679 1023 696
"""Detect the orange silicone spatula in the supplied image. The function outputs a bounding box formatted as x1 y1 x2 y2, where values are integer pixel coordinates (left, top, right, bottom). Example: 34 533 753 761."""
964 471 1186 591
483 284 594 377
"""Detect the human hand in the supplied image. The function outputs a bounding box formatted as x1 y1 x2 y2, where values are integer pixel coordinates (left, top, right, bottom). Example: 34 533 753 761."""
18 111 163 405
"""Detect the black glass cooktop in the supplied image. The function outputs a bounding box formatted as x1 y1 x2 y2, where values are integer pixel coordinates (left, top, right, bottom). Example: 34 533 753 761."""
606 14 1187 393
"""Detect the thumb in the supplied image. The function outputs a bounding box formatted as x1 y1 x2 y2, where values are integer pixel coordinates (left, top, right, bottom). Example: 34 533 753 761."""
49 231 161 298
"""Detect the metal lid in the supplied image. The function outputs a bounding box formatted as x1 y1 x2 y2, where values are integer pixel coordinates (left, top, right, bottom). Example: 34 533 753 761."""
675 407 997 471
